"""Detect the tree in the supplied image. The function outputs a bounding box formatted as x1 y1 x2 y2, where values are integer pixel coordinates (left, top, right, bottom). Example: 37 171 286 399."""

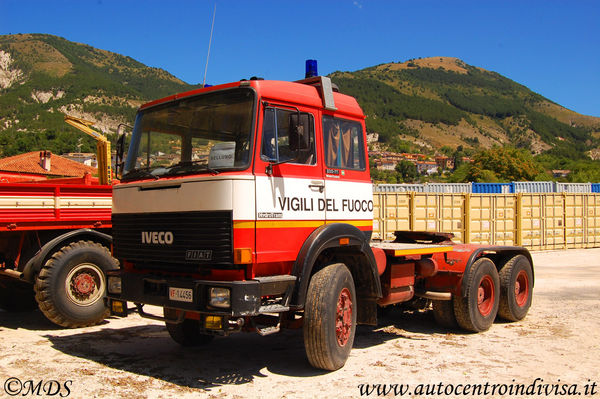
395 160 418 182
466 146 542 182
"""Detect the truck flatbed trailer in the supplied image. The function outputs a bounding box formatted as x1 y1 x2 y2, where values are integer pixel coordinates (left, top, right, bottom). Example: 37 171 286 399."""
0 177 112 231
0 176 117 327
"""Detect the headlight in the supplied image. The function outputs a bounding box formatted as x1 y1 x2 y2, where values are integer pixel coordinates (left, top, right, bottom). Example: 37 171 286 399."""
107 276 122 294
209 287 230 308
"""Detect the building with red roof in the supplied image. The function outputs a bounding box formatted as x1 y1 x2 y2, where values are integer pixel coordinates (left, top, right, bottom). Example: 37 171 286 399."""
0 151 98 182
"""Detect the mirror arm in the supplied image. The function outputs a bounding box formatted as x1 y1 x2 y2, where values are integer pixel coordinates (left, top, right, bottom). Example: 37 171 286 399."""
265 154 301 176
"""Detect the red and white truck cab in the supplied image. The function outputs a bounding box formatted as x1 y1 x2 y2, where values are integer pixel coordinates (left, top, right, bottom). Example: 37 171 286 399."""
107 65 533 370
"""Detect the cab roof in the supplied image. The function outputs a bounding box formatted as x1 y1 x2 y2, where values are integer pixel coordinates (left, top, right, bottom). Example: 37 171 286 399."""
139 79 365 120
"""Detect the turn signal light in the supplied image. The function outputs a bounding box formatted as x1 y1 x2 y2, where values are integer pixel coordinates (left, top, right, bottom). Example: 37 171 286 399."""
110 300 127 316
205 315 222 329
234 248 253 264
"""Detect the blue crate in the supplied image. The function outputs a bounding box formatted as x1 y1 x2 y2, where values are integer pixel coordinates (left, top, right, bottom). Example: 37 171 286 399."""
472 182 514 194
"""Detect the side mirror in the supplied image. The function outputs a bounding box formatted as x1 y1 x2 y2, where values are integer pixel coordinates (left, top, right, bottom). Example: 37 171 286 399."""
115 124 131 178
115 134 125 178
289 113 310 152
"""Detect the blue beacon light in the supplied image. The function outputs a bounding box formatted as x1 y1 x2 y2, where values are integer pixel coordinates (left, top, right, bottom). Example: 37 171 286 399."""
305 59 318 78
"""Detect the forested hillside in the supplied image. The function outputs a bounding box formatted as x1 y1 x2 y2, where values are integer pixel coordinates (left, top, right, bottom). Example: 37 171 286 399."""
1 34 599 181
330 57 600 182
330 57 599 158
0 33 198 156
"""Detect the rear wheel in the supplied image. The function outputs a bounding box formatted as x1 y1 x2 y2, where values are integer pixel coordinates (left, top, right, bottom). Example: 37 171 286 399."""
453 258 500 332
303 263 356 371
34 241 117 328
432 299 457 329
164 308 214 346
498 255 533 321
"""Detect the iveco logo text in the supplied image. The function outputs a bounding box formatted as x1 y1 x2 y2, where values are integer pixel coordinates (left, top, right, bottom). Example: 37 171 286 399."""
141 231 174 245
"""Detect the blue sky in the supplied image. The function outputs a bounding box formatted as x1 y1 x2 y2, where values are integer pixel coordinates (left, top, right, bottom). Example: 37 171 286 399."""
2 0 599 117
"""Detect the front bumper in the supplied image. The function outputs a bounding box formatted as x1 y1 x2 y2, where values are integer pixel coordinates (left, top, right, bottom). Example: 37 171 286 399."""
105 270 296 317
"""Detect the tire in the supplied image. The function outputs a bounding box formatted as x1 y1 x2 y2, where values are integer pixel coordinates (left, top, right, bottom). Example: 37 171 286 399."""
34 240 118 328
432 299 458 329
498 255 533 321
303 263 356 371
164 308 214 346
0 276 38 312
453 257 500 332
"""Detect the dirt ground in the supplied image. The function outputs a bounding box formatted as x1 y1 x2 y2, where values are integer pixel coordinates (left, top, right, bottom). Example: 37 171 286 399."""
1 249 599 398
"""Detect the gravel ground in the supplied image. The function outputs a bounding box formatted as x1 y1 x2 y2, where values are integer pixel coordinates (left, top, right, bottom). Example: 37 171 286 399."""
1 248 599 398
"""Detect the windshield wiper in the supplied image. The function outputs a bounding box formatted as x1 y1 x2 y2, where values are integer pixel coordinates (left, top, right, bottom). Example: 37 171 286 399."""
121 168 160 181
163 161 220 176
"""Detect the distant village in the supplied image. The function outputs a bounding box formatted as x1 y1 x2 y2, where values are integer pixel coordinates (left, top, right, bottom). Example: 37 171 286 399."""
0 145 570 182
370 150 469 175
366 133 471 176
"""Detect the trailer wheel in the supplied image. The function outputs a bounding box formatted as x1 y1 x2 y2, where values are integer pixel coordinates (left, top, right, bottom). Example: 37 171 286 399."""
0 276 38 312
34 241 117 328
498 255 533 321
453 258 500 332
303 263 356 371
164 308 214 346
432 299 457 329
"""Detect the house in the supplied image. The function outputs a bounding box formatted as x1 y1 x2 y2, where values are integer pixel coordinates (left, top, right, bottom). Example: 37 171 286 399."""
435 155 454 170
552 170 571 178
376 160 397 171
401 153 427 161
0 151 98 182
61 152 98 168
416 161 439 175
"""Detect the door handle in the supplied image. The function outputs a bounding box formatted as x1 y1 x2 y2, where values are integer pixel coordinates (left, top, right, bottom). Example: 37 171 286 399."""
308 181 324 193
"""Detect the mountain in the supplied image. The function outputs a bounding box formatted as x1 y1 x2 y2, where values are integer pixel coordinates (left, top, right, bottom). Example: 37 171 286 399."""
330 57 600 159
0 33 198 156
1 34 599 162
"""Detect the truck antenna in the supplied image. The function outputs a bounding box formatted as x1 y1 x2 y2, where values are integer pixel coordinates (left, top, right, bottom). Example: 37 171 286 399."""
202 3 217 88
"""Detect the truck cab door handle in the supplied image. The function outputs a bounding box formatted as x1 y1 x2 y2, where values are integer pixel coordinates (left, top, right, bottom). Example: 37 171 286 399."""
308 181 324 193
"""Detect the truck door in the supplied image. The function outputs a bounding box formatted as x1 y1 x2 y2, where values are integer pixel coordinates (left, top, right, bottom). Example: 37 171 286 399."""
321 115 373 238
254 106 324 270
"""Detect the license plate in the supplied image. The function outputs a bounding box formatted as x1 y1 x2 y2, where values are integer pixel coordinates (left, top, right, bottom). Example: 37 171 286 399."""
169 287 193 303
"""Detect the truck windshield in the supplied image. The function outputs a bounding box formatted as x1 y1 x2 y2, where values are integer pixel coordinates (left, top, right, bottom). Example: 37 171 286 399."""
122 88 255 180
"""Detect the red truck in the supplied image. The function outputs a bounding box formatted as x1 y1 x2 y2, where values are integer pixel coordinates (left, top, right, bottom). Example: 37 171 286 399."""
0 174 116 327
106 64 533 370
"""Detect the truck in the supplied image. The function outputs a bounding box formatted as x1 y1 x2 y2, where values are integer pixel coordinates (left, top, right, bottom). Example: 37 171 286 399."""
106 62 534 370
0 173 116 327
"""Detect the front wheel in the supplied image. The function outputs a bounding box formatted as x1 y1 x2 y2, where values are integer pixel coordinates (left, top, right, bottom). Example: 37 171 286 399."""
164 308 214 346
498 255 533 321
453 258 500 332
34 241 118 328
303 263 356 371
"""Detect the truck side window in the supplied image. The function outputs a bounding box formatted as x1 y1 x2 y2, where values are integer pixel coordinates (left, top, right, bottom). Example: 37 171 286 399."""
261 108 316 165
323 116 365 170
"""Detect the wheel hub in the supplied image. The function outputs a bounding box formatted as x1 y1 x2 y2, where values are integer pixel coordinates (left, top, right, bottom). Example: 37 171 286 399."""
477 275 495 317
73 273 96 295
335 288 353 347
65 263 105 306
514 270 529 307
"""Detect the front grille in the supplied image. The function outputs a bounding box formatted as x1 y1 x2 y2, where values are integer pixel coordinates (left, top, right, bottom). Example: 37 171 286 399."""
113 211 234 271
